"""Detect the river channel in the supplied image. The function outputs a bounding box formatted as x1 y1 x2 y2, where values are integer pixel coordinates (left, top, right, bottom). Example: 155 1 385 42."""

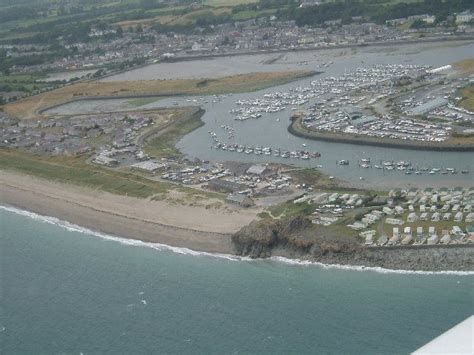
46 41 474 189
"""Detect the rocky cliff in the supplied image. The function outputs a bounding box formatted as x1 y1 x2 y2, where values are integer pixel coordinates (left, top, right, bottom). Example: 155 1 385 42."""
232 217 474 271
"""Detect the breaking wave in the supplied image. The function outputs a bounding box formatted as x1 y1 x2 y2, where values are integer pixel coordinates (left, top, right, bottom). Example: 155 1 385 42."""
2 205 473 276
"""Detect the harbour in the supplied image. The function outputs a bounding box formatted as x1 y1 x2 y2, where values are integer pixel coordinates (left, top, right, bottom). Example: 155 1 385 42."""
42 44 473 188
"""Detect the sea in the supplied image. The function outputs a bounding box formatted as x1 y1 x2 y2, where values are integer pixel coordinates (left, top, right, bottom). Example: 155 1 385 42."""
1 206 473 354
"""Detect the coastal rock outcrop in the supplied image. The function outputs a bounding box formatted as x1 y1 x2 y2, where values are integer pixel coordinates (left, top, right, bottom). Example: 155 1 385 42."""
232 216 474 271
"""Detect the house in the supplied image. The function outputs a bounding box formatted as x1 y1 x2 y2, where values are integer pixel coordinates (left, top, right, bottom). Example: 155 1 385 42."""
456 11 473 24
226 193 254 207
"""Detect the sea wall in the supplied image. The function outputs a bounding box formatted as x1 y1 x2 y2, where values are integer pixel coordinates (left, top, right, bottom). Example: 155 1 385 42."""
288 118 474 152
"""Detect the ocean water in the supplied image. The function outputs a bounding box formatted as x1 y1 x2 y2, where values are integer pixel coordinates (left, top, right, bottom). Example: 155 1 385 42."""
1 207 473 354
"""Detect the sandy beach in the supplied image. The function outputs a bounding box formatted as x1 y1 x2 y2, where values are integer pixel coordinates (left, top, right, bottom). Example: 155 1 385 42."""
0 170 261 253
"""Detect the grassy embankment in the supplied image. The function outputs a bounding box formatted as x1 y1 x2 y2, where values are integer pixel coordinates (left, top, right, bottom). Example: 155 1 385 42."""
144 112 204 159
4 70 315 120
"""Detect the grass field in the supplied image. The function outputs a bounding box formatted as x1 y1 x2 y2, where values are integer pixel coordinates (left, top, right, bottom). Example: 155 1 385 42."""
0 149 172 198
0 73 52 96
4 70 315 119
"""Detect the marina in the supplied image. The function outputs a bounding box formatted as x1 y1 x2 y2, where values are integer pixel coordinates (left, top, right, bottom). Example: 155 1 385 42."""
42 42 474 189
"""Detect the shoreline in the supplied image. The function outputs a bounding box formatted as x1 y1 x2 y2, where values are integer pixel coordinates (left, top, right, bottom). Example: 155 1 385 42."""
2 170 473 273
2 204 473 276
125 36 474 66
289 117 474 152
0 170 257 254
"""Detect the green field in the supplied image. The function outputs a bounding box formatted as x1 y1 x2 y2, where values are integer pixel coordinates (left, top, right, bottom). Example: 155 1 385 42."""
0 149 172 198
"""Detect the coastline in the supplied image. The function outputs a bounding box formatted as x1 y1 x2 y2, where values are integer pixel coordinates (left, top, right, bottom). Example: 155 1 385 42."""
2 170 473 273
0 170 256 254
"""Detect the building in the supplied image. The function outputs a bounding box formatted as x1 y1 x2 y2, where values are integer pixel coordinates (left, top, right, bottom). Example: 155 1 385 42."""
409 97 448 116
246 164 268 176
455 11 473 24
226 193 254 207
422 15 436 24
130 160 165 173
208 179 246 193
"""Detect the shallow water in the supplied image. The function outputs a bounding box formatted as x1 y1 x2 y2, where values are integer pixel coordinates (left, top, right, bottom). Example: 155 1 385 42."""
101 41 473 81
1 207 473 353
